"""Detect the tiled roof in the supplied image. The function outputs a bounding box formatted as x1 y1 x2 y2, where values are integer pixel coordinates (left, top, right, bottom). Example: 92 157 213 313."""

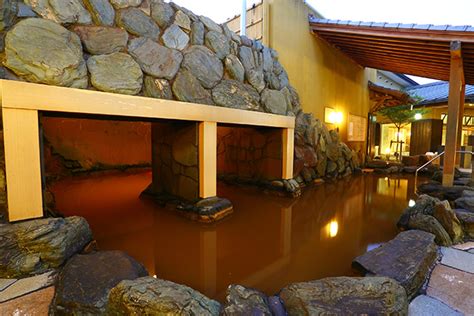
308 17 474 32
406 82 474 105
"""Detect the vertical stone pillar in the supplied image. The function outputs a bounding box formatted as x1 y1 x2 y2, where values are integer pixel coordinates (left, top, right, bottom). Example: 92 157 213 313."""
149 121 200 202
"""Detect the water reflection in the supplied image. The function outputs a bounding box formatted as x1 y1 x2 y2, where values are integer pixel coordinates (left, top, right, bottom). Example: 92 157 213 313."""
51 172 421 301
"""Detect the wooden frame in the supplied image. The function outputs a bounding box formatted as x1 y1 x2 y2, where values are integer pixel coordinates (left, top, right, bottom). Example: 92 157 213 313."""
0 80 295 221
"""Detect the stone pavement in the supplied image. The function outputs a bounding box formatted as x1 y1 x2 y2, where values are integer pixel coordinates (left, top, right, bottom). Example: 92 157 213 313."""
0 271 55 315
409 242 474 316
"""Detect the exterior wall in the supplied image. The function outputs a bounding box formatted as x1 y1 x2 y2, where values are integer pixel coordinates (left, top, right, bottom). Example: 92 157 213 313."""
226 0 375 155
226 1 263 40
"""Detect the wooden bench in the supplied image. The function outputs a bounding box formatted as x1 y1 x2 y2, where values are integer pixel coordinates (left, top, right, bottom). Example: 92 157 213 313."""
0 80 295 222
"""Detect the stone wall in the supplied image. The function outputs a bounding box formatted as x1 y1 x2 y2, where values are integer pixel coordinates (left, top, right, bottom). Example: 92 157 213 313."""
217 126 282 182
0 0 360 215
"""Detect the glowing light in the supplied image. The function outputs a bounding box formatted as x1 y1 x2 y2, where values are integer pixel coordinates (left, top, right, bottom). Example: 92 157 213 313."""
385 148 391 154
328 111 343 124
414 113 422 120
408 199 416 207
326 220 339 238
384 177 389 181
153 275 157 278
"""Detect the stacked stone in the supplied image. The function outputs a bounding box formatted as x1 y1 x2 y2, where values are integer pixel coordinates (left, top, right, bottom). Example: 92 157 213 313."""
294 111 360 186
0 0 359 204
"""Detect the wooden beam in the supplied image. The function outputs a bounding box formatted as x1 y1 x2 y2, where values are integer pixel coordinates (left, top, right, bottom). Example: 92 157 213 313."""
0 80 295 129
3 108 43 221
282 128 294 180
311 23 474 43
443 41 466 186
199 122 217 198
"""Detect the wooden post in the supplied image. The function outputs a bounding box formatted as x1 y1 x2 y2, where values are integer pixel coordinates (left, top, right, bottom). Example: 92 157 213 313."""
282 128 294 180
443 41 465 186
199 122 217 198
3 108 43 221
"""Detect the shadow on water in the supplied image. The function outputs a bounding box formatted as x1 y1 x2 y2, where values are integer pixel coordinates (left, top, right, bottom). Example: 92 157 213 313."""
51 171 422 301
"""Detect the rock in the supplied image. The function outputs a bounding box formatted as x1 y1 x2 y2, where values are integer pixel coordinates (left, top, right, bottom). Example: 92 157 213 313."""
279 277 408 315
73 26 128 55
117 7 160 39
239 46 257 72
408 295 463 316
128 37 183 80
172 69 213 105
0 0 17 31
150 0 174 28
107 277 221 315
0 285 54 315
182 45 223 89
87 52 143 95
110 0 142 9
247 69 265 93
261 89 288 115
4 18 88 88
224 54 245 82
212 80 261 111
366 159 389 169
455 195 474 211
455 210 474 239
83 0 115 26
143 76 172 99
190 21 204 45
17 2 36 17
24 0 92 24
433 200 463 243
174 10 190 31
352 230 438 298
199 15 222 33
221 284 271 315
161 24 189 50
398 194 439 229
418 182 473 201
408 213 453 246
205 30 230 59
53 251 148 315
0 217 93 278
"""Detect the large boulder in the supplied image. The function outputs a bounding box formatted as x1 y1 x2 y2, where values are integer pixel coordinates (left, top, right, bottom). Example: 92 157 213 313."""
408 213 453 246
128 37 183 80
150 0 174 28
455 193 474 212
279 277 408 315
172 69 214 105
110 0 142 9
261 89 288 115
0 217 93 278
116 7 160 40
161 24 189 51
205 30 230 60
143 76 172 100
24 0 92 24
212 80 261 111
73 25 128 55
83 0 115 26
87 52 143 95
4 18 88 88
221 284 272 315
0 0 17 31
182 45 223 89
455 210 474 239
224 54 245 82
433 200 463 243
107 277 221 315
53 251 148 315
352 230 438 298
418 182 473 201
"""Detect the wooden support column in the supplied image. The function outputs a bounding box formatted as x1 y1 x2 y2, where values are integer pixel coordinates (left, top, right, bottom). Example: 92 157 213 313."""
3 108 43 221
282 128 294 180
443 41 465 186
199 122 217 198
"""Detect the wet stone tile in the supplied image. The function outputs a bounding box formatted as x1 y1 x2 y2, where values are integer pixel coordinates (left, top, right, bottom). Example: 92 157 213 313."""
0 279 17 292
0 286 54 315
0 271 55 303
427 264 474 315
408 295 462 316
440 247 474 274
